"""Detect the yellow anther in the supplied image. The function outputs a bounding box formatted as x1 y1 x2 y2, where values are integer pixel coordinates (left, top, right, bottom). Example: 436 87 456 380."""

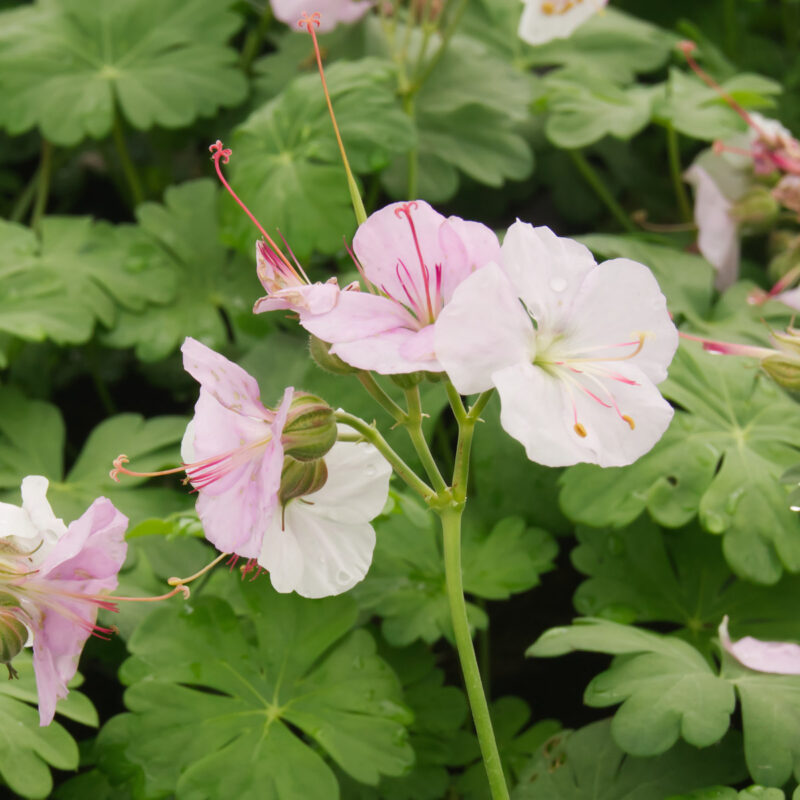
622 415 635 430
574 422 588 438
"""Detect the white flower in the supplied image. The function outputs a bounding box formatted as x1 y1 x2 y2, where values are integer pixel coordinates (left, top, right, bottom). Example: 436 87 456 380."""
258 438 391 599
0 476 66 565
518 0 607 46
270 0 372 33
719 616 800 675
435 222 679 468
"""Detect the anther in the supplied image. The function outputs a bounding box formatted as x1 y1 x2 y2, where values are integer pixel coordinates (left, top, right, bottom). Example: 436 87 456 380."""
622 415 635 430
573 422 588 438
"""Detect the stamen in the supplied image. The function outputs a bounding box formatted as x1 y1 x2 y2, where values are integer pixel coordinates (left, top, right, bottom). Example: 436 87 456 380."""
343 236 377 294
574 423 587 438
167 551 229 588
209 140 297 275
275 229 311 284
622 415 635 430
110 454 187 483
113 585 191 603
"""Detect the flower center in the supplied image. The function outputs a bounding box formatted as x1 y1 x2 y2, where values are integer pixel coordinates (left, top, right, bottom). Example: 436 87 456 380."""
541 0 584 15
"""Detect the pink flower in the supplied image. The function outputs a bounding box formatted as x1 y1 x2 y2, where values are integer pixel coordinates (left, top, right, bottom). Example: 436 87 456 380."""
719 616 800 675
270 0 372 32
518 0 608 47
296 200 501 374
179 338 293 560
435 222 678 468
0 483 128 725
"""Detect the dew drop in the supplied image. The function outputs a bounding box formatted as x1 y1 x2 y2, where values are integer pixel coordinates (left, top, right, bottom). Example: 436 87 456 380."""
336 570 351 584
365 464 377 477
549 277 568 293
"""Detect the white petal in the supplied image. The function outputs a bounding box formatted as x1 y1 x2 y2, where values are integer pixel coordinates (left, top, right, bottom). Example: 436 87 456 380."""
565 257 679 385
435 262 535 394
180 420 196 464
20 476 65 536
306 440 391 524
685 164 740 289
0 501 37 541
719 615 800 675
500 222 597 333
492 361 674 468
259 512 304 595
518 0 607 46
331 329 441 374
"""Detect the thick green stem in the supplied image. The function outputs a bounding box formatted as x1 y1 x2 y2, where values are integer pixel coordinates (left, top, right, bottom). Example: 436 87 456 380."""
404 386 447 492
239 4 273 73
357 373 408 423
334 410 434 500
440 507 509 800
568 149 635 233
30 140 53 232
451 389 493 502
112 110 144 207
666 124 692 223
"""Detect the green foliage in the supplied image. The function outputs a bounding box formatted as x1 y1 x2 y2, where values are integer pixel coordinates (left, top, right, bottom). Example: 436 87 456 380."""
0 651 96 799
354 493 556 645
511 719 745 799
111 579 414 799
223 58 414 258
0 385 189 525
0 0 246 144
528 618 800 785
560 343 800 584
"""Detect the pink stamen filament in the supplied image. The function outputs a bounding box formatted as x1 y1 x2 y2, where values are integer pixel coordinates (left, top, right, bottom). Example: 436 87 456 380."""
679 331 774 358
394 202 438 319
343 236 378 294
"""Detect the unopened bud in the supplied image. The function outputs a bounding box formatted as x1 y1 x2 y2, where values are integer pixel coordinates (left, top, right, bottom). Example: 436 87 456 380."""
0 600 26 674
282 392 337 461
773 175 800 216
390 372 424 389
730 186 780 229
278 456 328 506
762 352 800 391
308 336 358 376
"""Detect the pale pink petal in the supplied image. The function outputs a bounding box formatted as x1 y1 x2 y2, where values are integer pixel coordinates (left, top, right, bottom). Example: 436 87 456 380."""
437 218 501 302
182 337 267 420
518 0 608 46
685 164 740 290
719 616 800 675
398 324 436 363
492 360 674 468
435 263 535 394
564 257 679 385
270 0 372 32
774 287 800 311
354 200 448 303
331 329 441 374
299 291 416 344
33 498 128 726
500 222 597 332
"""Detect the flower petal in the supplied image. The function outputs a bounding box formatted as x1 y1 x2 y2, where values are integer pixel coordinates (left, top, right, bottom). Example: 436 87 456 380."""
182 338 267 420
500 221 597 332
435 262 534 394
258 513 304 594
719 616 800 675
492 360 674 468
565 257 679 385
271 0 372 32
518 0 607 46
331 329 441 374
21 476 67 543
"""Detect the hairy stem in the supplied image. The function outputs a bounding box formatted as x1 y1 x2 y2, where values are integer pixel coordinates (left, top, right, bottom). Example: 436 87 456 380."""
357 373 408 423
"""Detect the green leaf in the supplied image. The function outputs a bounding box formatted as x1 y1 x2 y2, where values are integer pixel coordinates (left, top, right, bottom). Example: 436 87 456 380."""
560 343 800 584
0 651 96 800
572 518 800 648
0 386 189 526
669 789 787 800
528 619 735 756
654 68 782 142
575 234 715 318
0 0 246 145
543 68 658 149
223 58 414 259
114 580 414 799
102 179 258 360
511 719 745 799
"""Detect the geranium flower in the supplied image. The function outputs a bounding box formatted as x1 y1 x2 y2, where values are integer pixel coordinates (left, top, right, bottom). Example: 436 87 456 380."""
719 616 800 675
270 0 372 33
297 200 501 374
258 435 391 598
435 222 678 468
0 482 128 725
518 0 608 47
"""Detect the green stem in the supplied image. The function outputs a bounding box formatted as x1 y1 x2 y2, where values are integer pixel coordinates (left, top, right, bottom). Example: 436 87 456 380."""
357 373 408 423
666 124 692 223
452 389 493 502
30 140 53 232
410 0 468 94
334 410 434 500
440 506 509 800
568 149 635 233
404 386 447 493
11 166 40 224
403 93 418 198
112 110 144 207
722 0 737 58
239 4 273 74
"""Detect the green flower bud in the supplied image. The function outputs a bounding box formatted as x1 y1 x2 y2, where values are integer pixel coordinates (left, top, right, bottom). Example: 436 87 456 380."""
308 336 358 376
731 186 780 230
762 353 800 391
389 372 424 389
282 392 337 462
0 599 27 677
278 456 328 507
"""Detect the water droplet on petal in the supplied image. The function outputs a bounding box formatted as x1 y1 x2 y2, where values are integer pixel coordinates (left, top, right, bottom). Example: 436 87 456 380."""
365 464 376 477
336 570 351 584
549 277 568 293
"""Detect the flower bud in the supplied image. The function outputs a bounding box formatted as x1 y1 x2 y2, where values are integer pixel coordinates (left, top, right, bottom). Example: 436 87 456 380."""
762 352 800 391
282 392 337 462
390 372 424 389
0 598 27 676
308 336 358 376
278 456 328 506
731 186 780 229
